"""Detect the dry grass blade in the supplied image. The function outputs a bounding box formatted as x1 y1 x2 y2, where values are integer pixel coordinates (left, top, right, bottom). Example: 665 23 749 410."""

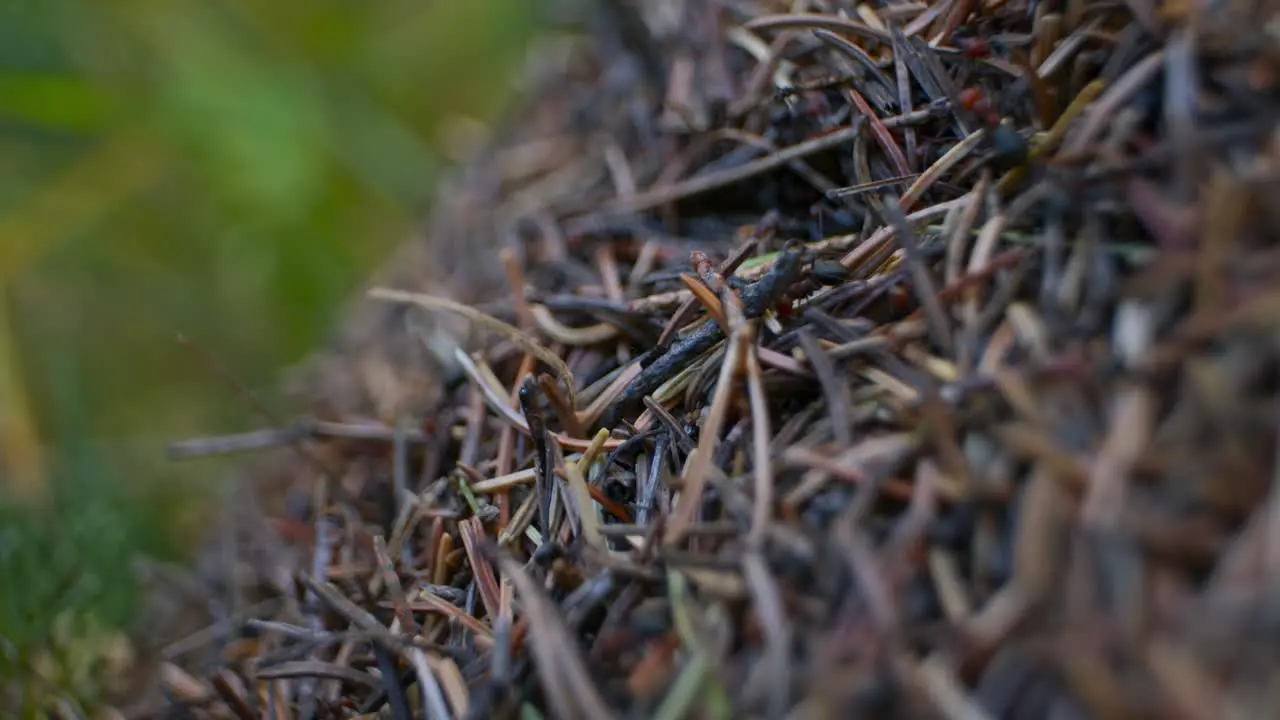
745 12 892 43
1062 50 1165 156
912 654 996 720
742 552 792 717
255 661 381 689
899 130 984 211
529 304 619 345
211 670 257 720
405 592 495 645
458 517 502 621
881 196 953 356
452 346 622 452
795 329 852 446
373 534 416 634
743 321 774 547
427 654 470 718
409 648 453 720
370 287 578 411
679 272 729 329
494 554 619 720
561 445 606 552
470 467 536 493
827 173 920 198
666 330 743 545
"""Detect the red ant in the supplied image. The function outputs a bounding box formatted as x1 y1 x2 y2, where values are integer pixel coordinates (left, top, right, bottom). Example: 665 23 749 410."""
955 86 1028 171
957 86 997 125
955 36 993 60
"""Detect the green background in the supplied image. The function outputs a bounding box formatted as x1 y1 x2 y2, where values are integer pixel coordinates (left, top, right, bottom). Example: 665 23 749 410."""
0 0 550 709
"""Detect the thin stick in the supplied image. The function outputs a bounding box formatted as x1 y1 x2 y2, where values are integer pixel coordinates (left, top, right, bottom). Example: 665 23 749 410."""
879 196 954 356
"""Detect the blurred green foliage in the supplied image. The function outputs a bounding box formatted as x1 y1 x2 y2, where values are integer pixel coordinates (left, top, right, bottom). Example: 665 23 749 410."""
0 0 550 710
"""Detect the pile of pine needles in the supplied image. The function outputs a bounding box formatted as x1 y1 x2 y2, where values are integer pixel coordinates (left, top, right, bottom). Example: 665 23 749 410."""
149 0 1280 718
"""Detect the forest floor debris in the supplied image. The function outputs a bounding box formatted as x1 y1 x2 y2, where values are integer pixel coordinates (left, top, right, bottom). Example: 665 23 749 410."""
144 0 1280 718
